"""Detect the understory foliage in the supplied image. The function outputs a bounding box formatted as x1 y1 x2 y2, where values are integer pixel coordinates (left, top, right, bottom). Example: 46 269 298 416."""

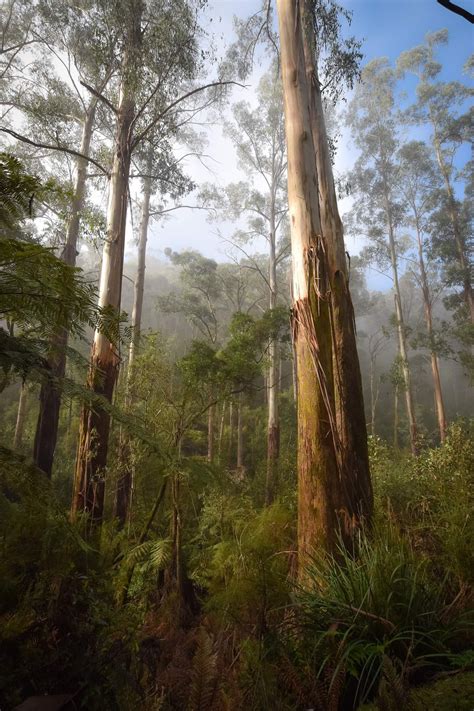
1 421 473 709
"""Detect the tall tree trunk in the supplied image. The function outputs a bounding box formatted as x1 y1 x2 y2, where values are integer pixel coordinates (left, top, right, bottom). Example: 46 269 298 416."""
13 383 28 450
33 102 97 476
265 221 280 505
217 399 226 463
72 69 138 523
236 391 244 474
277 0 344 564
369 355 377 437
393 383 399 449
115 149 153 526
301 0 373 524
207 400 215 463
385 192 418 454
432 133 474 325
414 217 447 442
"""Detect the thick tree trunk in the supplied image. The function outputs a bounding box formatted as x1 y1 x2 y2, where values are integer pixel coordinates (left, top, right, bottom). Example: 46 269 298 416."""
115 150 153 526
277 0 344 564
414 219 447 442
301 0 373 524
13 383 28 450
33 103 96 476
265 224 280 505
72 82 136 524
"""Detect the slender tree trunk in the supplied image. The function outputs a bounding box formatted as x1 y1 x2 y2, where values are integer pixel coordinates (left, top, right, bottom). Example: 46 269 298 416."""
13 383 28 450
33 102 97 476
393 383 399 449
265 221 280 505
228 400 234 467
414 218 447 442
301 1 372 524
236 391 244 474
217 399 226 463
72 71 137 524
384 192 418 454
369 356 376 437
115 149 153 525
433 134 474 325
207 399 215 463
277 0 343 564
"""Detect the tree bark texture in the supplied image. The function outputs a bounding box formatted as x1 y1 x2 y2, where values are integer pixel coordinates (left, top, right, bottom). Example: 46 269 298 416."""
277 0 349 564
33 102 97 476
301 0 373 524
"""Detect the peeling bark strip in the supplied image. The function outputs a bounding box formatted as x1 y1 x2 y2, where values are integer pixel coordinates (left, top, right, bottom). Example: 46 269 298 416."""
34 102 97 477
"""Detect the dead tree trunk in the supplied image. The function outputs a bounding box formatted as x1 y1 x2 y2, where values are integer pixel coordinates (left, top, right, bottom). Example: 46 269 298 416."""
33 101 97 476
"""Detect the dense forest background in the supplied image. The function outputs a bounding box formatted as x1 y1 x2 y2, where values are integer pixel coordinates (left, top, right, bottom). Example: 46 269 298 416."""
0 0 472 709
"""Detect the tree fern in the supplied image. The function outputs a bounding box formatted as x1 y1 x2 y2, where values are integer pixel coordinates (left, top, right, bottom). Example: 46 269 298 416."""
188 627 219 711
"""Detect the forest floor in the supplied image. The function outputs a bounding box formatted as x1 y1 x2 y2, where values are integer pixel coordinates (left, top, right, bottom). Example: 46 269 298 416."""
360 670 474 710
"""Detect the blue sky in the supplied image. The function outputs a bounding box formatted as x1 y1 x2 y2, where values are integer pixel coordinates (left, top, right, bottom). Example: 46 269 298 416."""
140 0 473 290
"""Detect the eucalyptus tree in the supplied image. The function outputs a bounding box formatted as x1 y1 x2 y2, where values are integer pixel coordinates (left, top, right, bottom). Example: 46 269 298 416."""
204 67 288 502
398 140 448 441
397 31 473 327
114 138 194 525
72 0 235 525
275 0 373 565
346 59 419 455
300 0 372 530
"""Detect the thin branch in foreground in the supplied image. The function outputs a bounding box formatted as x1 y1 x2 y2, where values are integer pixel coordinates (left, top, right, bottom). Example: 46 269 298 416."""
0 127 109 175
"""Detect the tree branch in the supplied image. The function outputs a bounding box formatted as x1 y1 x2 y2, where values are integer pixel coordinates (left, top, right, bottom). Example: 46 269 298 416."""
0 127 109 175
436 0 474 22
80 80 118 115
131 80 245 150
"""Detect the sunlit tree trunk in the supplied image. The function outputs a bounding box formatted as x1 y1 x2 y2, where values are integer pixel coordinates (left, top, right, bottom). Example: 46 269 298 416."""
13 383 28 450
414 215 447 442
72 67 138 524
33 101 97 476
115 149 153 525
301 0 372 524
277 0 343 564
265 217 280 504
